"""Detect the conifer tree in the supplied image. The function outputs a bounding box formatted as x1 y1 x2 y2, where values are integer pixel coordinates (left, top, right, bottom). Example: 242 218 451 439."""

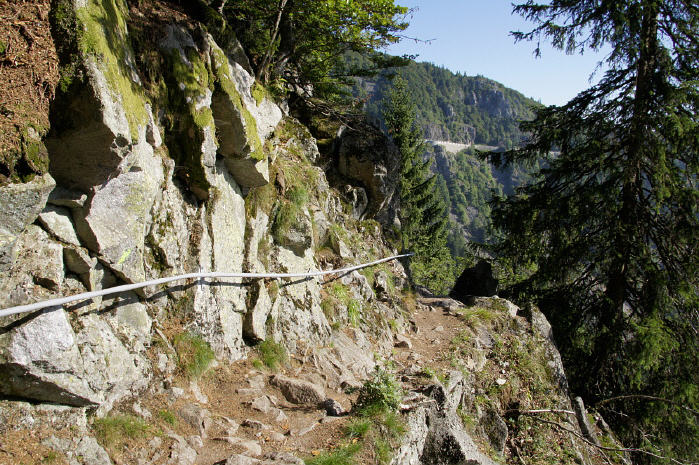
489 1 698 461
383 77 453 293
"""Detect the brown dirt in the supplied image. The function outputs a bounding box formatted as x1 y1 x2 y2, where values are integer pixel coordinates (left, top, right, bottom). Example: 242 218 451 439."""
0 0 58 182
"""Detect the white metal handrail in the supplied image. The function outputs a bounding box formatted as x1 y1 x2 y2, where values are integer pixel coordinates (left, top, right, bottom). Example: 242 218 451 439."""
0 253 413 319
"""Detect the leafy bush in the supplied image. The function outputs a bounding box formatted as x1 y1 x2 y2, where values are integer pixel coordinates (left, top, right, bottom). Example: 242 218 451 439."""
355 368 402 415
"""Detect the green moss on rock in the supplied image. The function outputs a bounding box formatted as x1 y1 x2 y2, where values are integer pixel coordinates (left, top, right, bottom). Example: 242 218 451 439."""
210 45 264 161
75 0 149 140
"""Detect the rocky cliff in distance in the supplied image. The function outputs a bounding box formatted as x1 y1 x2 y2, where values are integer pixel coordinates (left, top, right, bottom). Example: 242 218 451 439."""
0 1 625 464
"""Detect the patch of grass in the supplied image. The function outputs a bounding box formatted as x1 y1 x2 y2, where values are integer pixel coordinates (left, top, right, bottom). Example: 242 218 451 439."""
305 443 361 465
345 418 372 439
257 339 287 371
330 282 350 302
355 368 402 415
173 332 215 379
245 181 277 217
93 413 151 449
321 297 336 322
373 437 392 465
458 307 498 328
347 300 361 327
158 409 176 426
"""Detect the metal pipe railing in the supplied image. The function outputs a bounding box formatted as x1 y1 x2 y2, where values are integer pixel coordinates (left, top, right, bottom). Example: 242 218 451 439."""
0 253 413 319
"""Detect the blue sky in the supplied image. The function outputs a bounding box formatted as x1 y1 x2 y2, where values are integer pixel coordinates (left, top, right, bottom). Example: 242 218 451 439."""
383 1 609 106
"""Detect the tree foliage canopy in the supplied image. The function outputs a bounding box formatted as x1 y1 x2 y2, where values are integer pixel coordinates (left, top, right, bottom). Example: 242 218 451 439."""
220 0 410 96
489 1 698 461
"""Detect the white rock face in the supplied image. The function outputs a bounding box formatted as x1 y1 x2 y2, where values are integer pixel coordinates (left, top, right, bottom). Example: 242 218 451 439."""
0 173 55 273
38 205 81 246
189 160 247 360
73 137 164 286
0 308 98 406
268 247 330 352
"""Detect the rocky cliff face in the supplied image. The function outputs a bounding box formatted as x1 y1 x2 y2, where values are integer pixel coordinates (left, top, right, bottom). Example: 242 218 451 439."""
0 2 624 464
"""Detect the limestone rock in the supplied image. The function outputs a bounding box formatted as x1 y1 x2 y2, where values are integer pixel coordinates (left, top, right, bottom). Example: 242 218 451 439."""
340 271 374 302
391 379 496 465
374 271 392 300
275 208 313 256
574 396 599 446
72 142 164 286
47 0 151 193
336 123 399 220
321 398 345 417
101 293 152 348
64 246 96 276
169 433 198 465
179 403 212 438
191 160 247 359
209 37 281 188
270 374 326 406
394 334 412 349
260 453 304 465
38 204 81 246
450 260 498 301
0 173 55 272
480 408 508 455
215 455 260 465
13 226 64 291
0 308 98 406
47 186 87 208
341 184 368 220
244 281 271 342
329 230 351 259
44 435 111 465
76 314 149 411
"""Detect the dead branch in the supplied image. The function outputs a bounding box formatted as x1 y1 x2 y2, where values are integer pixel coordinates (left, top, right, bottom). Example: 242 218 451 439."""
523 413 698 465
597 395 699 416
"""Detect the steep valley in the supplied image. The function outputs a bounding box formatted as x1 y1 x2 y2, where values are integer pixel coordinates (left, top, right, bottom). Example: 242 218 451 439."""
0 1 625 464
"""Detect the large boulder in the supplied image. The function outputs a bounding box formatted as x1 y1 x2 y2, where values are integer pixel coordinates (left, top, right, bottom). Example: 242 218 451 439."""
335 122 399 221
0 308 99 406
0 173 55 273
450 260 498 301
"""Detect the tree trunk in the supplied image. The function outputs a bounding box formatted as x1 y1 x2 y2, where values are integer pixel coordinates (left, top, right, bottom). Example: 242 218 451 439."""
603 1 659 333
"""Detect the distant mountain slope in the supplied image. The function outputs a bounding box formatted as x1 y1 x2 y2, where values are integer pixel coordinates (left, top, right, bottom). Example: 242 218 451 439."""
348 57 541 256
349 57 540 149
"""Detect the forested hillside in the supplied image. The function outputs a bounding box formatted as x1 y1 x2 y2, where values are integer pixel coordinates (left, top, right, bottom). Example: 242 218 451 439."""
346 56 540 255
348 56 539 148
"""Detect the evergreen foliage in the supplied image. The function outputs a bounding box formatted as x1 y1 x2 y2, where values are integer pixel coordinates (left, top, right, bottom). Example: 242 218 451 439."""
489 1 699 461
383 76 454 293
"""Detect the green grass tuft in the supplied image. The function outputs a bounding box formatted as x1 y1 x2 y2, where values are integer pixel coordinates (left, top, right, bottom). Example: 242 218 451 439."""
93 413 151 448
257 339 288 371
304 443 361 465
173 332 215 379
344 419 371 439
158 409 177 426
